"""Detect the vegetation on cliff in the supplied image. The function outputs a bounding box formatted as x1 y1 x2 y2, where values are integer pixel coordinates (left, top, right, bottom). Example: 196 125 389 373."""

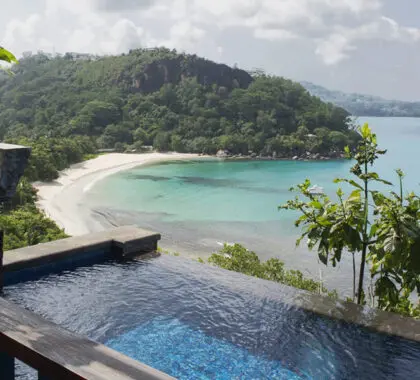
208 243 337 297
0 49 358 157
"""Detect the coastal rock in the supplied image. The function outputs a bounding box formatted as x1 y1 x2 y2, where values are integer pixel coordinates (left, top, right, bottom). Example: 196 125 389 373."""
216 150 229 158
0 143 31 201
292 156 298 160
129 55 253 94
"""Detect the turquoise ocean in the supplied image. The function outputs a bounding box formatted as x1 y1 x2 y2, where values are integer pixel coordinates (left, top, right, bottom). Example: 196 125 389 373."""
85 117 420 294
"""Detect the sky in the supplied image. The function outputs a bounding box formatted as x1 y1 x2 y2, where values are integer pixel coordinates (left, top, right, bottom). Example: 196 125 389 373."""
2 0 420 100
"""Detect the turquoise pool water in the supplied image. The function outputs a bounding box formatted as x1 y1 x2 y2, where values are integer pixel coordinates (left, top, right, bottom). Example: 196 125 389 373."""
84 117 420 294
6 255 420 379
107 317 305 379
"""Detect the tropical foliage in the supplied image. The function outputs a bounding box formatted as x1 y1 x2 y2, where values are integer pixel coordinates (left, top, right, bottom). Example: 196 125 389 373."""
0 49 358 156
0 205 67 251
209 243 337 297
280 123 420 317
0 134 99 250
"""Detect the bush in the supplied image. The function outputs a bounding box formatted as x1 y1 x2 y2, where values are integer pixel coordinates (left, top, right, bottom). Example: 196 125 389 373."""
209 243 337 297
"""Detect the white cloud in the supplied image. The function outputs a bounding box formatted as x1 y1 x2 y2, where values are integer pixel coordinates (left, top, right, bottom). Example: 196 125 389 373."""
315 34 355 65
315 15 420 65
67 29 97 52
254 28 297 41
92 0 155 12
4 0 420 65
3 14 41 47
162 21 206 51
102 19 145 53
2 0 420 99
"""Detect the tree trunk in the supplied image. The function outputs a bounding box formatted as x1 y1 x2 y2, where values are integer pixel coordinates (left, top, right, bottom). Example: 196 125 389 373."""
352 253 356 301
357 243 367 304
357 155 369 305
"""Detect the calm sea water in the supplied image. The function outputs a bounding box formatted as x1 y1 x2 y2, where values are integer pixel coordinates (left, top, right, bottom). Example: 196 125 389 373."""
85 117 420 294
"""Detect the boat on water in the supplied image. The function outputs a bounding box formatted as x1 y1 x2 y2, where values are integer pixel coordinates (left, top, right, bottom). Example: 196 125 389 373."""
308 185 324 195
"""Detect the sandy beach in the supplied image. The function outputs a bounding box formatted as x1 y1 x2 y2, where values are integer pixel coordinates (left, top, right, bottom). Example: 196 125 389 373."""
34 152 201 236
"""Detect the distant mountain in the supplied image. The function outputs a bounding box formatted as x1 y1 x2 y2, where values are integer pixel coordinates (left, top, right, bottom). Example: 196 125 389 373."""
301 81 420 117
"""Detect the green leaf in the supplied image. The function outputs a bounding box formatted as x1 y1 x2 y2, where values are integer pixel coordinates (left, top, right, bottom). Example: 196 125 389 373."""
348 189 361 203
0 47 18 64
375 178 393 186
371 191 385 206
369 224 378 238
360 123 371 139
334 178 363 190
318 249 328 265
311 200 322 209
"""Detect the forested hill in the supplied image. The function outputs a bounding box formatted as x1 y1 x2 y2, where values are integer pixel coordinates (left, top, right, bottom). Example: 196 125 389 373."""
302 81 420 118
0 48 359 157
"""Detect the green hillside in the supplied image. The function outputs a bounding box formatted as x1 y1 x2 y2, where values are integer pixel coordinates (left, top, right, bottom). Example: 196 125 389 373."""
0 48 358 157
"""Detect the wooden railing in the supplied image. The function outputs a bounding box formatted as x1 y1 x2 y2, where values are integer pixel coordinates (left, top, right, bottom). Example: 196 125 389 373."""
0 226 172 379
0 297 174 380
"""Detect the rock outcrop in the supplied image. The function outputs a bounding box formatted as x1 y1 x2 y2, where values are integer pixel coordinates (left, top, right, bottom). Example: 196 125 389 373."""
129 54 253 94
0 143 31 202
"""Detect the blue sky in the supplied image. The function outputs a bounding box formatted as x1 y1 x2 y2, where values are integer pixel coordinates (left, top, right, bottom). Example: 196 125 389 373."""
2 0 420 100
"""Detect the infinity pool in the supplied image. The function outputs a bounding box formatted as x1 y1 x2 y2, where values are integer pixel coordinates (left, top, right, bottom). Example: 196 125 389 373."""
4 254 420 379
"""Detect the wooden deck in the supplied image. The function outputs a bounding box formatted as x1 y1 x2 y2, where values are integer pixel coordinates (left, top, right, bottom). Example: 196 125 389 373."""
0 297 174 379
0 225 170 379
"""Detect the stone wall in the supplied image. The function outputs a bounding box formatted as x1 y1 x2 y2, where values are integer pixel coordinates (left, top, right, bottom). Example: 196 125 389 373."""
0 143 31 202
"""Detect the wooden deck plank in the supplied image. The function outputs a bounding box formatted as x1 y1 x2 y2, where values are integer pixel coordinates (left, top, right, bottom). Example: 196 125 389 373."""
0 298 174 380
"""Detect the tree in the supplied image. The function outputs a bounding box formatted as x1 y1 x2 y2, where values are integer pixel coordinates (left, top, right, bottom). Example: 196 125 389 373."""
171 134 186 152
153 132 171 151
329 131 348 150
280 123 420 316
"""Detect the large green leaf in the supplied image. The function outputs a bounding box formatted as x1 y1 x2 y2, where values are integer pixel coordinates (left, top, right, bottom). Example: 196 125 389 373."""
348 189 361 203
334 178 363 190
0 47 18 63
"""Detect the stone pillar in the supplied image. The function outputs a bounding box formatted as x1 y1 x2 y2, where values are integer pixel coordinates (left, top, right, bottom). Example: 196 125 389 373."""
0 143 31 290
0 143 31 202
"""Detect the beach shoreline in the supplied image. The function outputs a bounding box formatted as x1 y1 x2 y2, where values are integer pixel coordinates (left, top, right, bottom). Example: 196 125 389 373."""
34 152 204 236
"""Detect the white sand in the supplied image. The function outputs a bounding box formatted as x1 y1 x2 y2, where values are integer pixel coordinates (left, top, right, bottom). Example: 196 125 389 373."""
34 152 201 236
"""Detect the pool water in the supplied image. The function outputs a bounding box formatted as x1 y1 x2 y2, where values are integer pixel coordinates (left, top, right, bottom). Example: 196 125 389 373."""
4 254 420 379
108 317 304 379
